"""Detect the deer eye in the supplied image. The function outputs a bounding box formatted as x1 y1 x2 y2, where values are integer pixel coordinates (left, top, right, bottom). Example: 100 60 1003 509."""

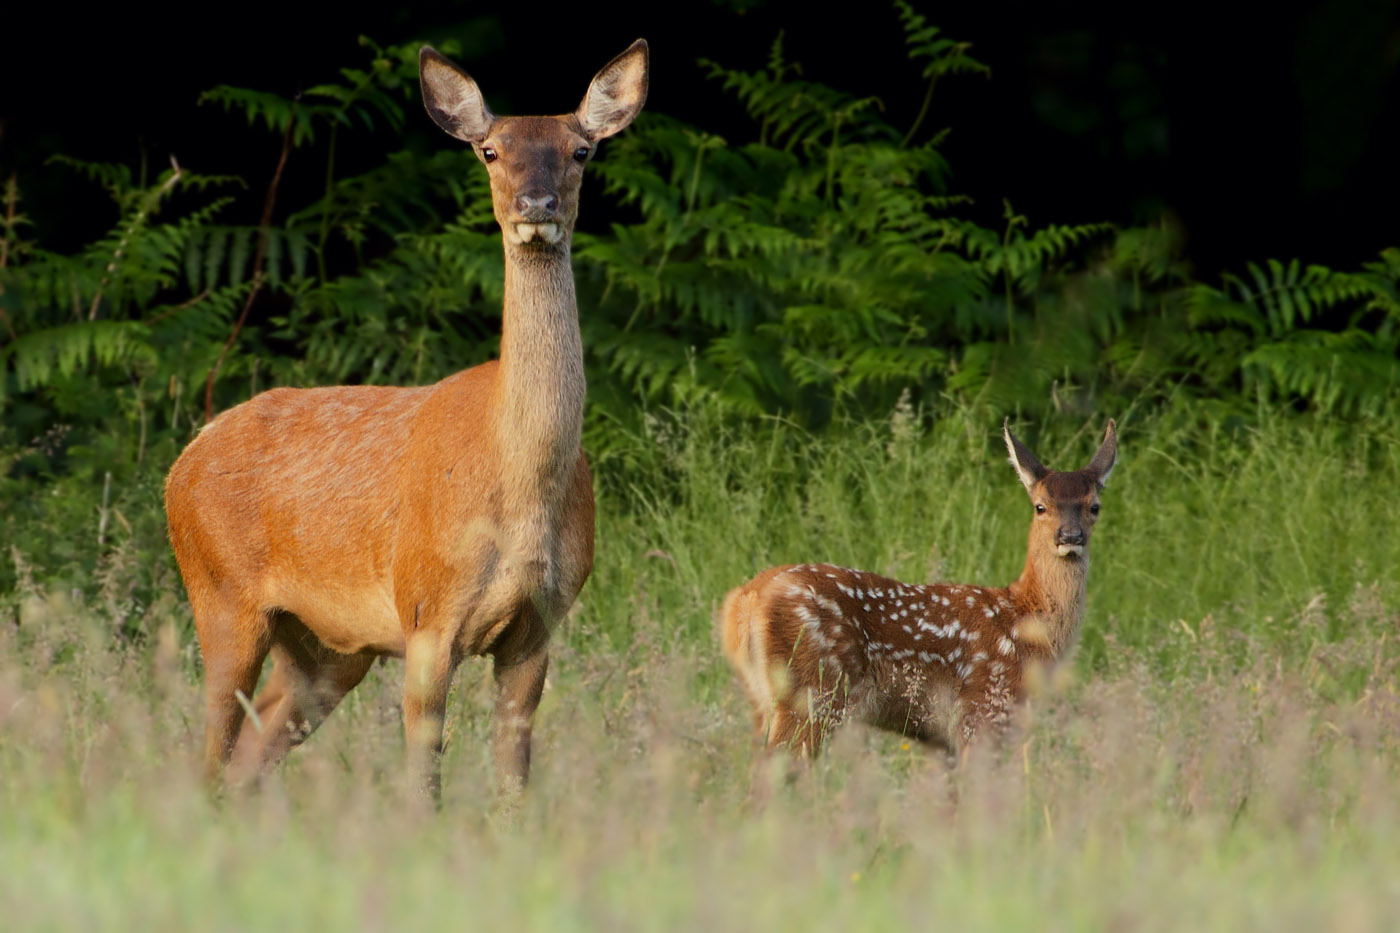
1090 503 1100 515
1035 503 1046 514
573 146 590 163
480 146 498 163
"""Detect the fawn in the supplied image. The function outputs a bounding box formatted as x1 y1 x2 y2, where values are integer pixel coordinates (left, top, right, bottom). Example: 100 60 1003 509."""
719 419 1117 755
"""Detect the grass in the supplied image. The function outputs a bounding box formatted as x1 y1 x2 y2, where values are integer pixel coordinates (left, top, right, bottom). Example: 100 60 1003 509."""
2 403 1399 929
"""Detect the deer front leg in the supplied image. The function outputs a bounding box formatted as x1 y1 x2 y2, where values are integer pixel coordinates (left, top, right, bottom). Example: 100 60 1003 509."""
404 628 459 804
489 612 550 799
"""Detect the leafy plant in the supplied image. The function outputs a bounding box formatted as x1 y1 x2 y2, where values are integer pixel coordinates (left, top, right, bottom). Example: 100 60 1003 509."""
2 9 1397 615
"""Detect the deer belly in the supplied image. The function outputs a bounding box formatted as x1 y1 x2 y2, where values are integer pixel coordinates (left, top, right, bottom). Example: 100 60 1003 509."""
273 580 405 656
862 664 961 746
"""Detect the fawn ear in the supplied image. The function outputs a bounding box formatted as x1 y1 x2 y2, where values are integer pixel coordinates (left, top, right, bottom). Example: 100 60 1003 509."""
420 47 495 144
576 39 649 142
1086 419 1118 488
1004 418 1050 496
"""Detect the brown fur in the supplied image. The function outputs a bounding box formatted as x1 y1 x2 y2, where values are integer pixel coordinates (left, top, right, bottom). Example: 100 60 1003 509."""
165 41 649 800
718 420 1118 757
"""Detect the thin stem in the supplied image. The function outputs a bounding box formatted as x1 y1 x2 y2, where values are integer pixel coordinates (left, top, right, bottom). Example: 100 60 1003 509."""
825 112 842 207
0 175 16 340
97 470 112 549
316 121 339 287
900 75 937 148
88 158 183 321
204 104 297 421
0 173 17 271
142 288 210 327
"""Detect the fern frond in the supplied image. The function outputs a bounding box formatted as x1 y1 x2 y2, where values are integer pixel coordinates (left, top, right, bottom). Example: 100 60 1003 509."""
2 320 155 392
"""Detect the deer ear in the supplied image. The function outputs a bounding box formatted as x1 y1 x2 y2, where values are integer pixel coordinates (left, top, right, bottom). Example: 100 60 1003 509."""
1086 419 1118 487
420 47 495 144
1003 418 1050 496
576 39 649 142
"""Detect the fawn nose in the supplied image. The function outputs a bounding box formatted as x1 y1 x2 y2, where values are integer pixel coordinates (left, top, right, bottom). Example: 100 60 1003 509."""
514 192 559 220
1056 527 1085 546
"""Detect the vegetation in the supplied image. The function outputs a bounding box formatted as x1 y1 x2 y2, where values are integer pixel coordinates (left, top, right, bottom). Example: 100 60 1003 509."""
3 410 1400 926
1 6 1397 927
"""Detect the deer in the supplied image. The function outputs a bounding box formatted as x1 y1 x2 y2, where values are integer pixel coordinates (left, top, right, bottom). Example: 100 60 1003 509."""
163 40 649 802
718 419 1117 758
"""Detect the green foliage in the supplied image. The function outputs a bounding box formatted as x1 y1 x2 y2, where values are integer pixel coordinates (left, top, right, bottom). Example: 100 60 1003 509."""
1184 251 1400 412
1 9 1397 606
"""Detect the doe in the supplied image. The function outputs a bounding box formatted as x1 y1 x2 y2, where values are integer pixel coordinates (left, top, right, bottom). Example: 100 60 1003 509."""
164 41 649 800
719 419 1117 756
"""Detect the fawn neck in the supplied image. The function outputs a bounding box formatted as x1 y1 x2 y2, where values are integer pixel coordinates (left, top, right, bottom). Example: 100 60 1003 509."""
494 244 585 492
1008 536 1089 656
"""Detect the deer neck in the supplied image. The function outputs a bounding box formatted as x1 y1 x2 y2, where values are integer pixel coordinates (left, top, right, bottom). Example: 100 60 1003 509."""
1009 543 1089 657
493 244 585 499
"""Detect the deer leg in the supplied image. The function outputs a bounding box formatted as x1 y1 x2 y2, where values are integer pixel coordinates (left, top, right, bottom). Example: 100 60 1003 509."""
488 612 550 799
751 707 769 741
228 622 374 782
403 626 460 804
194 599 274 786
769 686 848 757
768 702 820 757
226 662 291 776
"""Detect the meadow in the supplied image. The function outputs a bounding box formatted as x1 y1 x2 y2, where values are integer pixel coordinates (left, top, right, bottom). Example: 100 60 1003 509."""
2 403 1398 929
3 11 1398 927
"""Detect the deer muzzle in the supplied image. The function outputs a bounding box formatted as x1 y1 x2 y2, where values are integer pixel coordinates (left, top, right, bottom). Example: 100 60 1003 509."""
1055 527 1086 557
510 190 564 245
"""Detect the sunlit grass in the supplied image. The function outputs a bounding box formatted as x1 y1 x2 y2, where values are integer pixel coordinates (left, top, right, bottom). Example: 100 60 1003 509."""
3 405 1399 928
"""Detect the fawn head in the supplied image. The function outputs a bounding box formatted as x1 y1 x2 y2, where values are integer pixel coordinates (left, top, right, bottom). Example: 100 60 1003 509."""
419 40 649 253
1004 419 1118 560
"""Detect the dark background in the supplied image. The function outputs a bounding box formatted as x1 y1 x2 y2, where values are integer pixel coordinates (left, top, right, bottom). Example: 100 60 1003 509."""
4 0 1398 279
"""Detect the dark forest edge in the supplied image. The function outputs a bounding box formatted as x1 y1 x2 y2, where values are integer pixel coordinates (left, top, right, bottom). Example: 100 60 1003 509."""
2 7 1398 610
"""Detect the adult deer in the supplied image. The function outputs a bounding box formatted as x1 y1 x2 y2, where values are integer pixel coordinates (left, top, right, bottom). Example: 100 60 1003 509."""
719 419 1117 756
165 40 649 800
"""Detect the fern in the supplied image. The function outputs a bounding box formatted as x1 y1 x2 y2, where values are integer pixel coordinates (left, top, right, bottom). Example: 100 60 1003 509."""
1181 253 1400 412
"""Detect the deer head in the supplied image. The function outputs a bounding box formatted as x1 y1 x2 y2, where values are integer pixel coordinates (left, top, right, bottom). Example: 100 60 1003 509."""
1004 420 1118 560
419 41 649 253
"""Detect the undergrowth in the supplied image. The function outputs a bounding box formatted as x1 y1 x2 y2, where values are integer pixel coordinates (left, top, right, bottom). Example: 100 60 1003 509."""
2 403 1398 927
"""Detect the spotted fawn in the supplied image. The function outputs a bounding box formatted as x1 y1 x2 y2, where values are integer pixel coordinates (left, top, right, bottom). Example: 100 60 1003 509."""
719 419 1117 756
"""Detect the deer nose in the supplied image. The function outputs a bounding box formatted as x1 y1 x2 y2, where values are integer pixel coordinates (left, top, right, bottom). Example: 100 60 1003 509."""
514 192 559 219
1056 527 1085 546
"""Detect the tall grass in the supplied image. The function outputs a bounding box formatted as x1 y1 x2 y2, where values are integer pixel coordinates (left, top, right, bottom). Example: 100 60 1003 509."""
2 405 1398 928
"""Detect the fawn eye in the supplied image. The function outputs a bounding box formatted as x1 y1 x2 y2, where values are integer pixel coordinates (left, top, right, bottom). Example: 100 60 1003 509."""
480 146 498 163
1035 503 1046 514
573 146 590 163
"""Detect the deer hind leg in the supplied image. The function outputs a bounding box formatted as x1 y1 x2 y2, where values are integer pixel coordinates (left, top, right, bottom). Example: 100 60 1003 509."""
227 616 374 782
194 597 274 786
767 685 848 757
767 701 824 757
